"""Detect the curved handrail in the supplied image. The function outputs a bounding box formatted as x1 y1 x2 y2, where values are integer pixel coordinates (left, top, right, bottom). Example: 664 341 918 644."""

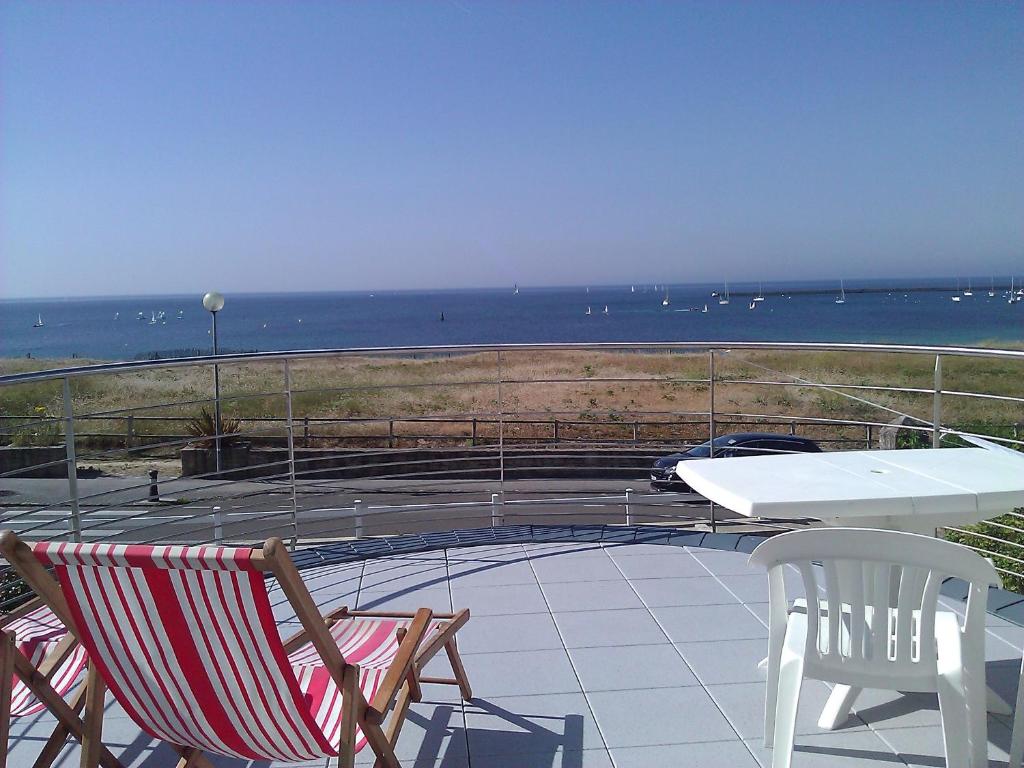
3 340 1024 385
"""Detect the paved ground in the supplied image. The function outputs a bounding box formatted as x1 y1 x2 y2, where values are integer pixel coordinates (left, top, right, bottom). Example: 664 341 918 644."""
8 540 1023 767
0 478 734 543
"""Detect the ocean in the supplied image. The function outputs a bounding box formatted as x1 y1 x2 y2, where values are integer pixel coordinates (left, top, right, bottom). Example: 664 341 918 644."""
2 278 1022 361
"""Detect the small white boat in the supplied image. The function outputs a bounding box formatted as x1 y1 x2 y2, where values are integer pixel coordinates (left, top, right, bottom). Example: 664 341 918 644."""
630 285 635 293
513 284 519 295
702 304 708 313
603 305 609 315
177 309 184 319
754 282 765 302
718 282 730 305
989 277 996 298
951 295 961 302
835 280 846 305
963 278 972 297
662 291 670 307
137 312 145 320
113 312 119 320
748 300 756 310
149 312 157 325
32 313 44 328
585 306 592 315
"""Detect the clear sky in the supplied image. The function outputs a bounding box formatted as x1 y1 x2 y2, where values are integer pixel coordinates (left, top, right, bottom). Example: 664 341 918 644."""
1 1 1021 298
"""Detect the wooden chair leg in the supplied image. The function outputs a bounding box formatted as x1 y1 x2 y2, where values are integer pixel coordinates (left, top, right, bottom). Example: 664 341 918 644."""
444 640 472 701
32 681 86 768
337 665 358 768
363 717 401 768
79 662 105 768
172 746 215 768
0 632 15 768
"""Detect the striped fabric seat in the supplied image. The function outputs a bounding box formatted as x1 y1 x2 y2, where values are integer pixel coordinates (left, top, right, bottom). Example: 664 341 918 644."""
289 618 448 752
30 542 363 761
5 603 88 717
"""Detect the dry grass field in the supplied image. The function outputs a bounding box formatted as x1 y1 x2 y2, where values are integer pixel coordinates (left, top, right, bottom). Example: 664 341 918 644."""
2 348 1022 452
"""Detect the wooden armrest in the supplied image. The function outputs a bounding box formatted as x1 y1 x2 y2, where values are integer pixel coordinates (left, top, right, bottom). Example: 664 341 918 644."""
281 605 351 654
366 607 432 724
335 608 456 620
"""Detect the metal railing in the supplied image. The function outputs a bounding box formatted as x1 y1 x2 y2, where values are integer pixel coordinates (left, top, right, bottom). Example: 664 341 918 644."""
2 340 1023 599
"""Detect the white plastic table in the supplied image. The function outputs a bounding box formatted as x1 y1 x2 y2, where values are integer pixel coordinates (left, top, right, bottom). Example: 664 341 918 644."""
675 446 1024 535
676 445 1024 728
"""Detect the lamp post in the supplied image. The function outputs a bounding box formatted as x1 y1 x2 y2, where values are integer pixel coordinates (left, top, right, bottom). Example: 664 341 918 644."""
202 291 225 473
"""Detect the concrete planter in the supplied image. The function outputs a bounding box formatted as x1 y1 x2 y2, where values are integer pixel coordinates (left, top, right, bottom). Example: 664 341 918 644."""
0 446 68 478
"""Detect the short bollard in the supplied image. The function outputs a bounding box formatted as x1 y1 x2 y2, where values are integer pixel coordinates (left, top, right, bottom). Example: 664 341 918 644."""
213 505 224 542
148 469 159 502
625 488 633 526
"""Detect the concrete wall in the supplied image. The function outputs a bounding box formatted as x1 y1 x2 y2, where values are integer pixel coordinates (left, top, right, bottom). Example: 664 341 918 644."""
181 446 663 481
0 446 68 478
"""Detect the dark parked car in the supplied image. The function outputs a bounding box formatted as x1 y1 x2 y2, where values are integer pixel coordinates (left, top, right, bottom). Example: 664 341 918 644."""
650 432 822 492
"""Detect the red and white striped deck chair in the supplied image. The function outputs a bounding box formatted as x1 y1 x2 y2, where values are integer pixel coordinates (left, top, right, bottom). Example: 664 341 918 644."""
0 533 472 768
0 598 121 768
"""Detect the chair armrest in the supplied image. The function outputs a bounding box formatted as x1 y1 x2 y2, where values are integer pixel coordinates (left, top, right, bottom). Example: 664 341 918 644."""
367 607 432 724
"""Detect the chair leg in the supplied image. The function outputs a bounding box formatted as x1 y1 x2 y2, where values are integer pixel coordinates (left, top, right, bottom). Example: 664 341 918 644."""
963 651 989 768
0 632 15 768
771 651 804 768
1009 655 1024 768
79 662 105 768
337 665 358 768
937 668 972 768
817 685 862 730
444 640 472 701
33 681 86 768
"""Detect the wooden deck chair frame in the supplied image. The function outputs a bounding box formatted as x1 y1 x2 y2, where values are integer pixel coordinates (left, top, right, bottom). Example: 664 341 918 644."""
0 533 472 768
0 596 122 768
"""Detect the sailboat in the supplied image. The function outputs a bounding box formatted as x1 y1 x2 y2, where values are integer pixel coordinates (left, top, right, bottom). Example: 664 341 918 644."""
177 309 184 319
718 282 730 305
748 300 756 310
630 285 635 293
1010 277 1018 304
113 312 119 320
989 277 996 298
701 304 708 313
662 290 670 307
32 313 44 328
754 282 765 302
963 278 972 297
835 280 846 305
585 306 592 315
149 311 157 325
603 305 609 315
513 284 519 295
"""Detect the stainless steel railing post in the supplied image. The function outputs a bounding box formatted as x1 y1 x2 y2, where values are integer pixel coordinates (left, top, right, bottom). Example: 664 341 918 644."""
283 359 299 550
497 350 505 489
708 350 717 533
625 488 633 526
932 355 943 448
61 377 82 542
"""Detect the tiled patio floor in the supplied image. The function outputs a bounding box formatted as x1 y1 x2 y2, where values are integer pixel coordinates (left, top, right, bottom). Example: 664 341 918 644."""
9 540 1024 767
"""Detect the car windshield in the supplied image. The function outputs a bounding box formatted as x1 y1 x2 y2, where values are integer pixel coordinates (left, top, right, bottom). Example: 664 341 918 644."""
686 436 740 458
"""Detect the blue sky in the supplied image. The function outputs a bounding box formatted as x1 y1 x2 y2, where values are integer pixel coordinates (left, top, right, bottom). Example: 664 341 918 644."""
1 1 1021 298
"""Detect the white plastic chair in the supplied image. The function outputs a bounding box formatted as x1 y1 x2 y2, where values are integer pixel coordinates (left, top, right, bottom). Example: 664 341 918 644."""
749 528 998 768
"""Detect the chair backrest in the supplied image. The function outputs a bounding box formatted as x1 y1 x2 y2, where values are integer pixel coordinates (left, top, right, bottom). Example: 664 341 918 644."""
28 542 337 762
3 602 88 717
749 528 999 676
